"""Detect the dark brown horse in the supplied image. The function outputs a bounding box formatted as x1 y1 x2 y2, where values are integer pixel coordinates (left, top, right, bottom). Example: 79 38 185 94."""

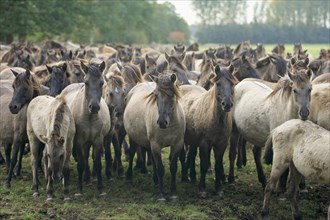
256 54 287 82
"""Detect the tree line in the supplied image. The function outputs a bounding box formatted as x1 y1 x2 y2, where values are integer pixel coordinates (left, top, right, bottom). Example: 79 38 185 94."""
0 0 190 44
192 0 330 44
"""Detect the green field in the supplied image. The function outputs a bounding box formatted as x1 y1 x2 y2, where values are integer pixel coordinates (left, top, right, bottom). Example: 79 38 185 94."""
200 44 329 59
0 144 329 219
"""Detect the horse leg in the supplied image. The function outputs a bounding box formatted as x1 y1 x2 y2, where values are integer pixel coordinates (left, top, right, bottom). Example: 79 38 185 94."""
151 145 165 202
241 138 247 166
228 126 240 184
179 146 189 182
4 143 11 174
103 132 113 180
62 164 70 201
169 145 182 200
14 142 26 177
287 165 303 220
29 135 40 197
198 142 211 198
46 170 54 201
135 146 146 172
253 145 267 188
214 141 228 199
93 140 105 196
84 145 91 184
126 138 137 182
38 143 45 175
262 156 291 219
112 133 124 178
186 144 198 183
5 139 23 187
147 149 153 166
75 142 85 196
0 150 4 165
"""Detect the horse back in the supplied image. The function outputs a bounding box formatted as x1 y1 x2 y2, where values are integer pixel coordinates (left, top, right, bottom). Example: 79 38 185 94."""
309 83 330 130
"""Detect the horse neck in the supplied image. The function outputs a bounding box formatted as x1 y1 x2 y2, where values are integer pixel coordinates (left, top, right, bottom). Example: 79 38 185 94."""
269 91 298 128
203 84 224 120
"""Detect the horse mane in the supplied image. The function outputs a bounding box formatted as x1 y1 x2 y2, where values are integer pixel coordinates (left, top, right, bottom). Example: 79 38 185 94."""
51 96 67 141
108 74 125 88
13 71 42 96
87 64 103 77
146 73 181 104
212 66 239 85
122 63 144 84
267 72 310 100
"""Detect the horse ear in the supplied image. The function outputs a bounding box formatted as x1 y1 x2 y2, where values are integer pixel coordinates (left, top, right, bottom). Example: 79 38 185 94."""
69 51 73 59
229 64 234 73
215 64 221 74
116 62 123 71
11 69 19 77
25 69 31 79
57 136 65 146
165 52 170 62
306 68 313 79
80 61 88 74
99 61 106 73
290 57 296 66
149 74 158 83
191 52 195 58
61 50 64 56
304 57 310 67
170 73 176 83
46 64 52 73
62 63 67 72
287 70 294 81
179 52 186 62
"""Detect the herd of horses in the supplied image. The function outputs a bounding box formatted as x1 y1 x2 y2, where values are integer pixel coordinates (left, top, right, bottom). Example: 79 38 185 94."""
0 40 329 219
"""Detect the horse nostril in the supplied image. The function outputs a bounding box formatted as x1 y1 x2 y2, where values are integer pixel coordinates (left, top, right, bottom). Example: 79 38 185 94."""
221 101 225 107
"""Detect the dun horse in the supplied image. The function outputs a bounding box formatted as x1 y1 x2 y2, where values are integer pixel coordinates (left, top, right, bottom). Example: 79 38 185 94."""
262 119 330 220
27 95 75 201
60 61 110 196
229 68 312 187
123 73 185 201
180 64 238 198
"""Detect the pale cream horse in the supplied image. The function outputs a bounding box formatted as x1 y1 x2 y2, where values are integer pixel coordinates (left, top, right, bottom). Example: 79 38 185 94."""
124 73 185 202
27 95 75 201
230 69 313 187
60 61 110 196
262 119 330 220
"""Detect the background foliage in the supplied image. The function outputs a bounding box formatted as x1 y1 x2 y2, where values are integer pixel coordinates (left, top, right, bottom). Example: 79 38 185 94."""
192 0 330 44
0 0 190 44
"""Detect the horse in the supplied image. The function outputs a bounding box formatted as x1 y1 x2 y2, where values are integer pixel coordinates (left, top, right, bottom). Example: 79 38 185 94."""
102 73 126 179
60 61 110 196
312 72 330 84
27 95 75 201
180 64 238 198
0 67 26 81
229 68 313 187
2 69 45 187
44 62 70 96
256 43 266 59
309 82 330 130
271 44 285 57
262 119 330 220
123 73 185 201
256 54 287 82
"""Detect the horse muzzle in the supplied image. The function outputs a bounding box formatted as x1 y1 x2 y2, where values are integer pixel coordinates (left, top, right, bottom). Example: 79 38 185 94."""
157 119 168 129
221 101 233 112
9 103 22 114
88 104 100 114
299 108 310 121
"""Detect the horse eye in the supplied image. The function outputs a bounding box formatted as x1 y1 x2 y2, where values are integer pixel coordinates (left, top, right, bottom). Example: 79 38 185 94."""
293 89 297 94
109 92 113 96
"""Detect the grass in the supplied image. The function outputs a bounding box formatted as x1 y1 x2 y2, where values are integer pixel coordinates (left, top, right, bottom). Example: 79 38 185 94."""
0 144 329 220
200 43 329 58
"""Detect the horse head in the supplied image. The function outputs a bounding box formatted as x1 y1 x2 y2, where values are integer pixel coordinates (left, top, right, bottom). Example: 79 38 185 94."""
211 64 238 112
46 62 70 96
9 69 40 114
288 68 312 120
150 73 180 129
81 61 105 114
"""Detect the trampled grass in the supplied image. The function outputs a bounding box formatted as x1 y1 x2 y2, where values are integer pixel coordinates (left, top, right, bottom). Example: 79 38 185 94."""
0 144 329 219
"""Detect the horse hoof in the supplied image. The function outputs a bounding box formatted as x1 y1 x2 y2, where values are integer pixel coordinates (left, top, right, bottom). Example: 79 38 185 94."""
63 197 71 202
170 195 178 202
157 197 166 203
217 191 224 200
99 192 107 197
199 191 207 199
32 192 39 197
299 189 308 194
74 193 82 197
3 182 11 188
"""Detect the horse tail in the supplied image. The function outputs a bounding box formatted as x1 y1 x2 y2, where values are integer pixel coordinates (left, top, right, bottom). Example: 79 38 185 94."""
263 133 273 165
